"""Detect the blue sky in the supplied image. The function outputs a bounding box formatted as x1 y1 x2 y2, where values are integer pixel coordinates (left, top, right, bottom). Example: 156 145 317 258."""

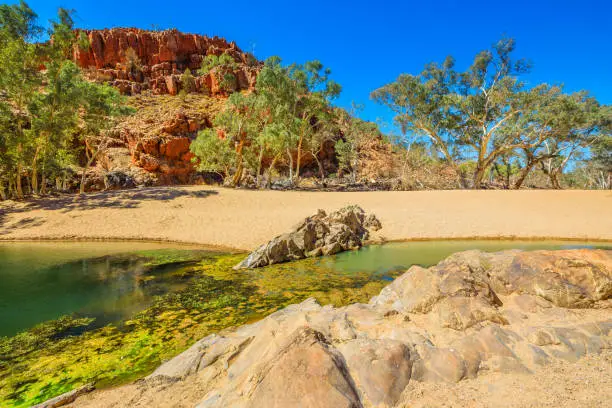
15 0 612 132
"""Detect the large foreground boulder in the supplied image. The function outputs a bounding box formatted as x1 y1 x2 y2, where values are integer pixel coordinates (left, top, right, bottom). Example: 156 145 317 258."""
63 248 612 408
235 205 382 269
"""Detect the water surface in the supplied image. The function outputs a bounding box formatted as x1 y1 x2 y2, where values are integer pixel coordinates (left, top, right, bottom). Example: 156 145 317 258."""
1 239 608 337
0 242 215 336
332 239 611 275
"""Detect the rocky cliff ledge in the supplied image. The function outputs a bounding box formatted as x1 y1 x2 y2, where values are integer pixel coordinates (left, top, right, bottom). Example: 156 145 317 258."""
57 248 611 408
73 28 259 95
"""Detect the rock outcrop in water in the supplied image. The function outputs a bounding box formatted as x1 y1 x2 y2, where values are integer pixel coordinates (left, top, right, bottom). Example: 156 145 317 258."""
234 206 383 269
62 248 612 408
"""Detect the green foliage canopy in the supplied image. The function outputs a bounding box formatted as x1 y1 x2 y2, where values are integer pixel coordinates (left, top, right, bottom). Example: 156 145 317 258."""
0 2 131 199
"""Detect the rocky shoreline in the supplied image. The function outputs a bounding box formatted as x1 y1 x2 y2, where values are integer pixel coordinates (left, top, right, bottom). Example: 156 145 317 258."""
55 248 611 408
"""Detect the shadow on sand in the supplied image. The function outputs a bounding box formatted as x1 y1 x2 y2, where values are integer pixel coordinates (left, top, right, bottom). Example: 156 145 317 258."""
0 187 218 231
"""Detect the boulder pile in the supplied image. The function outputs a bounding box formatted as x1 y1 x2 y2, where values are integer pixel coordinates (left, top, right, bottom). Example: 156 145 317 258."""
234 205 383 269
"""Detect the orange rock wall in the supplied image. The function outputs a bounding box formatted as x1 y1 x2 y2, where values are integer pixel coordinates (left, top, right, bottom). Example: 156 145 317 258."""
73 28 259 95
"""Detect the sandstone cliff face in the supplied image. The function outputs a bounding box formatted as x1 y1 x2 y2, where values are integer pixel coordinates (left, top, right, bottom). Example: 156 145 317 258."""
73 28 259 95
82 94 226 189
73 29 388 190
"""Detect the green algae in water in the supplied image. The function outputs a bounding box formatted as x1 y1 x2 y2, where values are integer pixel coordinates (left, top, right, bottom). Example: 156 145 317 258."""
0 245 216 337
0 251 402 407
1 240 610 407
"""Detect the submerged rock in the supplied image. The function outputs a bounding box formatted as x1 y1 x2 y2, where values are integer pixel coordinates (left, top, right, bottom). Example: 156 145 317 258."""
235 205 382 269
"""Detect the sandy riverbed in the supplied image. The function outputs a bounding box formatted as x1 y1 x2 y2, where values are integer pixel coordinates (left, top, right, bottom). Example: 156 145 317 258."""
1 187 610 249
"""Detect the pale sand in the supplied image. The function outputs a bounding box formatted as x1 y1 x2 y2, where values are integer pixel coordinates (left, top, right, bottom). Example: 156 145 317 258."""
1 187 610 250
398 350 612 408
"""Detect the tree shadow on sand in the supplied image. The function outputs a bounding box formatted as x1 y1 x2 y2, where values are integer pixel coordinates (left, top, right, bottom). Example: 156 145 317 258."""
0 187 219 230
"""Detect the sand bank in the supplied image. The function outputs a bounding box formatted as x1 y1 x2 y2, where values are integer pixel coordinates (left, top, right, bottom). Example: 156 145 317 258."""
1 187 610 250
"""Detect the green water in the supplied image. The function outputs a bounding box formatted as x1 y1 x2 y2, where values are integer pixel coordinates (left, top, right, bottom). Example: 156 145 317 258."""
1 240 609 338
0 240 609 407
0 242 218 337
332 239 612 275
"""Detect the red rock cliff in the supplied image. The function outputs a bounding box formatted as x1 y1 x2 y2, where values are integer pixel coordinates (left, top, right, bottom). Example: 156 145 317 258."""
73 28 259 95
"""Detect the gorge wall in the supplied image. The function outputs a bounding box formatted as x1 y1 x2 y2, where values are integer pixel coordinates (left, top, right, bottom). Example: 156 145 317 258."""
70 28 256 189
73 29 391 191
73 28 259 96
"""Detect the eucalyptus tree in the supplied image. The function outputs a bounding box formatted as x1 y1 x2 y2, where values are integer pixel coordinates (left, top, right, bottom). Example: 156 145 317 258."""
0 3 131 199
289 60 341 181
508 89 605 188
189 127 235 178
304 111 336 179
587 133 611 189
371 55 464 185
190 56 342 187
255 56 341 183
254 57 300 181
191 92 264 186
28 8 121 195
191 57 288 187
539 94 609 189
373 38 538 188
334 104 380 182
78 81 133 194
0 0 41 198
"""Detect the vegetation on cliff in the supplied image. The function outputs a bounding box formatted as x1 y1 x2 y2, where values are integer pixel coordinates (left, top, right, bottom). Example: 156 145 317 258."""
190 57 345 187
0 1 610 199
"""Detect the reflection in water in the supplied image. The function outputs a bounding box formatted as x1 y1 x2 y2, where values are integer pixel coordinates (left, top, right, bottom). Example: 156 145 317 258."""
0 246 212 337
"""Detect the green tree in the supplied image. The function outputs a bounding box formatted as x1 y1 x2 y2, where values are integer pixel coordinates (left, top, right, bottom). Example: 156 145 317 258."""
26 8 91 195
372 38 611 189
588 133 611 189
181 68 196 94
539 94 609 189
289 60 341 181
78 82 133 193
199 53 239 93
191 92 263 186
373 38 535 188
334 104 379 182
0 0 41 198
190 128 235 177
508 89 606 189
255 57 341 183
190 57 343 187
0 3 131 199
